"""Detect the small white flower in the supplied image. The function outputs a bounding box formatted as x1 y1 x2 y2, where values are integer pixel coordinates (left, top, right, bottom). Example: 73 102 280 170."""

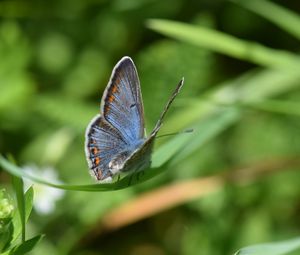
23 165 65 215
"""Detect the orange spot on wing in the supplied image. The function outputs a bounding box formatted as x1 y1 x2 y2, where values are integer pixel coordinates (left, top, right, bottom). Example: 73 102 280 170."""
108 95 115 102
95 157 100 165
112 84 118 93
104 84 118 114
92 147 99 154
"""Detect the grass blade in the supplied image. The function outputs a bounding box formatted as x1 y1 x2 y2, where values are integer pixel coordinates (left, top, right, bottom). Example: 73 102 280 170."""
11 176 25 243
11 187 33 244
147 19 300 71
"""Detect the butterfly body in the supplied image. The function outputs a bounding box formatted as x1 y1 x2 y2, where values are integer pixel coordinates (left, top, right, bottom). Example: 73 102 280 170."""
85 57 183 182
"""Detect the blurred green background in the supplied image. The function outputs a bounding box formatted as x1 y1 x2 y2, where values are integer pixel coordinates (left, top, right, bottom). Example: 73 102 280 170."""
1 0 300 254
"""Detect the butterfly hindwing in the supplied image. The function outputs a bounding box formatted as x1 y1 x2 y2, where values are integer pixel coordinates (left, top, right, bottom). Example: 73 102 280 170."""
85 115 127 181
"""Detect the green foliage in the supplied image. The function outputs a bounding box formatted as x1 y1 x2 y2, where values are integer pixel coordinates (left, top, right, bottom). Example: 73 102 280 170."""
0 184 42 254
0 189 14 252
11 175 25 242
9 235 44 255
11 186 33 244
0 0 300 254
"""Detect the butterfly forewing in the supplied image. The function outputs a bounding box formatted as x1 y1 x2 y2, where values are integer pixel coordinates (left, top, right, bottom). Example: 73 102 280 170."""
101 57 145 143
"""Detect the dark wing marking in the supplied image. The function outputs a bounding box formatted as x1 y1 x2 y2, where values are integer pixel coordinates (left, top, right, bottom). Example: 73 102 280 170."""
101 56 145 144
85 115 127 181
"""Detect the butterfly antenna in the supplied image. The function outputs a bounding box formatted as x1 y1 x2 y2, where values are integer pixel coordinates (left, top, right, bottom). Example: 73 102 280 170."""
152 78 185 134
156 128 194 139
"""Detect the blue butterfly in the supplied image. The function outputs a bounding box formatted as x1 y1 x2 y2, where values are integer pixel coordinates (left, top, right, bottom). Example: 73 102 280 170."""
85 56 184 182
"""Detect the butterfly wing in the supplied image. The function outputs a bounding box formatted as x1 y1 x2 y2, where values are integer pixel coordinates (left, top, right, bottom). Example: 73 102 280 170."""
85 57 145 181
122 78 184 172
150 78 184 135
101 56 145 143
85 115 128 181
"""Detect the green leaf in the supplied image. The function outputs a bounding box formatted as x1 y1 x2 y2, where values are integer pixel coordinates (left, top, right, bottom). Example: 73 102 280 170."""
235 237 300 255
11 187 33 244
11 176 25 243
0 154 166 191
0 155 167 191
0 154 110 191
232 0 300 40
147 19 300 71
10 234 44 255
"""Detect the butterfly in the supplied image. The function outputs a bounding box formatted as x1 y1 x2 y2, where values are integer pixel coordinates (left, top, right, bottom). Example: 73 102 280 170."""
85 56 184 182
